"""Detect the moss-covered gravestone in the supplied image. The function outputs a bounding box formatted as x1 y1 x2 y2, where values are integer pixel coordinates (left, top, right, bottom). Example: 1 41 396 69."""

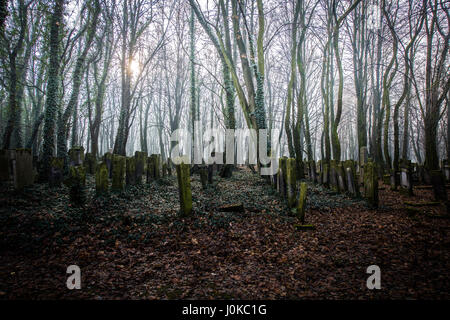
286 158 297 208
68 146 85 166
0 149 10 181
95 162 109 194
13 149 34 190
363 160 378 208
49 157 64 187
112 155 126 191
104 152 113 178
134 151 147 184
296 182 308 224
147 154 162 182
84 153 97 174
176 162 193 216
67 165 86 204
126 157 136 185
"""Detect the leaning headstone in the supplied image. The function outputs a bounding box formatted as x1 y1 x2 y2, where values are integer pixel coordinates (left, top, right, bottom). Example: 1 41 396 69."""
68 146 85 166
343 160 359 197
134 151 147 184
67 165 86 205
126 157 136 186
0 149 10 181
176 162 193 216
112 155 126 191
286 158 297 208
363 160 378 208
13 149 33 190
84 153 97 174
95 161 109 194
296 182 308 224
49 157 64 187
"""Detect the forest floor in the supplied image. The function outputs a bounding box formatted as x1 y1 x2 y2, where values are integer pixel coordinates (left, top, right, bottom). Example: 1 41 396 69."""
1 167 449 299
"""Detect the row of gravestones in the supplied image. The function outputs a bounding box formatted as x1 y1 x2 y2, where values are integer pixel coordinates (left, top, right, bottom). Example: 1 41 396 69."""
269 150 378 208
69 149 173 194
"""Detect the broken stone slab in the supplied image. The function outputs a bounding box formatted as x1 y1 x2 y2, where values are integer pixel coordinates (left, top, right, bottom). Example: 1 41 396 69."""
13 149 34 190
294 224 316 230
95 161 109 194
218 203 244 212
112 155 126 191
176 162 193 216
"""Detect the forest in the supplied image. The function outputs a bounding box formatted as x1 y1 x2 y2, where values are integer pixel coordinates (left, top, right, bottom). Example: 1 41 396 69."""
0 0 449 300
